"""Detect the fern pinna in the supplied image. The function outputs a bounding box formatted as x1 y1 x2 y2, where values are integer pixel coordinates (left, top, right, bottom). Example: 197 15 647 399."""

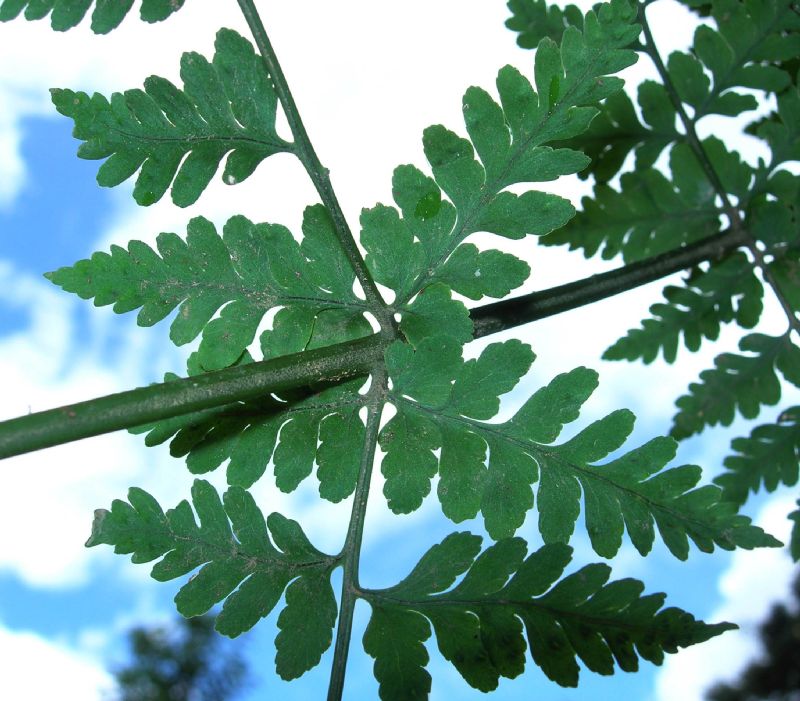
0 0 796 698
508 0 800 559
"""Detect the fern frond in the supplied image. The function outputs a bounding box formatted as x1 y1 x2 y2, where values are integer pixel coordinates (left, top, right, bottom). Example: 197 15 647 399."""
363 533 735 698
542 141 730 262
604 253 763 364
675 0 799 120
46 208 370 371
52 0 647 486
672 332 800 439
36 2 789 695
713 407 800 506
86 479 338 678
553 89 676 183
757 87 800 168
382 335 779 557
362 0 640 305
52 29 291 207
505 0 584 49
0 0 187 33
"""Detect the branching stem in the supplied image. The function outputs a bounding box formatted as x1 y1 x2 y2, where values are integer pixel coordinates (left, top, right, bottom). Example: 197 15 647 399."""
327 366 387 701
235 5 393 695
637 0 800 335
236 0 392 330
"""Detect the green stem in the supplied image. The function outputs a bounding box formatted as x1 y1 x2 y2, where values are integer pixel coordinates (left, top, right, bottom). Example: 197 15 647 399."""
638 3 732 210
0 225 748 459
471 226 746 338
637 0 800 335
327 365 387 701
746 241 800 335
235 0 392 329
0 334 385 459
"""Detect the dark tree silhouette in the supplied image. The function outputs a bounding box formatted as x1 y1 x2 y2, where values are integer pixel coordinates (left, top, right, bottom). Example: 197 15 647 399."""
707 571 800 701
111 615 249 701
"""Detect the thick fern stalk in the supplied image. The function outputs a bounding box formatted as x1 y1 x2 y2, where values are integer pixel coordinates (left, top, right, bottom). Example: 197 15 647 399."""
0 334 385 459
472 225 747 337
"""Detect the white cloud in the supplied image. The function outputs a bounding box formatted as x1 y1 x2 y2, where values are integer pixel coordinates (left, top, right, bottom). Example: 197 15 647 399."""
0 623 113 701
653 491 799 701
0 93 27 207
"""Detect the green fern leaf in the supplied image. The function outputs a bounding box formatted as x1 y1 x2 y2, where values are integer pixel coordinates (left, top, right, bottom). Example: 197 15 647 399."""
713 407 800 506
769 245 800 312
666 49 711 109
85 479 338 672
51 28 291 206
650 0 799 120
637 79 679 136
363 533 735 698
381 335 779 557
748 175 799 310
45 208 369 371
505 0 641 50
399 283 473 346
672 333 800 439
8 0 790 696
362 0 640 305
553 89 676 183
757 87 800 167
506 4 672 186
505 0 584 49
0 0 186 33
685 0 799 119
749 197 798 251
542 141 728 262
509 0 799 163
605 253 763 363
701 137 756 199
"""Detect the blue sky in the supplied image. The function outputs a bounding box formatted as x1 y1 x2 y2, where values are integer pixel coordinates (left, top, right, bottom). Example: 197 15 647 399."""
0 2 797 700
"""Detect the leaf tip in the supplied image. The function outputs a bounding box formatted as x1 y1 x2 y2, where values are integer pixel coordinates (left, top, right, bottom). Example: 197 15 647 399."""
85 508 110 548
